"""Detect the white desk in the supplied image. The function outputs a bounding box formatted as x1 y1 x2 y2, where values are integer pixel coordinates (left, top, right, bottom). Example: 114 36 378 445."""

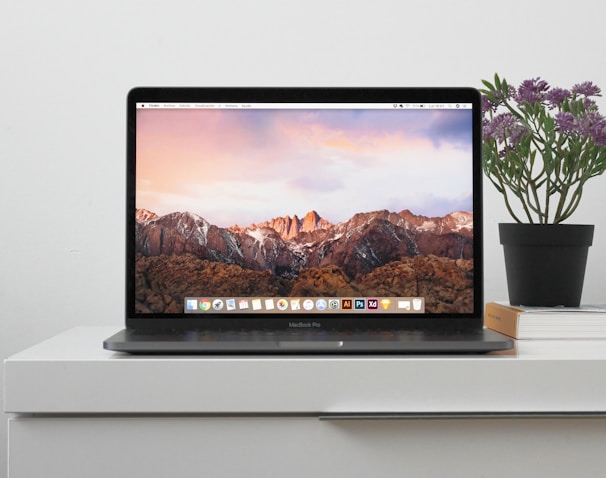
5 327 606 477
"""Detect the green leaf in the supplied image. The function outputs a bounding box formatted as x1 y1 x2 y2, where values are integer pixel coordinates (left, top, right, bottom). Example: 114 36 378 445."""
481 79 496 91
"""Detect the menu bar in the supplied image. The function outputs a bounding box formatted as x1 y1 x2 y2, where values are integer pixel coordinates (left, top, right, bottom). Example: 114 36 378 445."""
137 102 472 110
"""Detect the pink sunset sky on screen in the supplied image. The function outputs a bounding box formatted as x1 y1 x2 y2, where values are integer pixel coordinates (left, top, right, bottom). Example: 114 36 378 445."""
136 107 473 227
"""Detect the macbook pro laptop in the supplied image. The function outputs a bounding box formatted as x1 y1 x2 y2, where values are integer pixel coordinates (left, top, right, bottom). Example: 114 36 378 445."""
104 87 513 354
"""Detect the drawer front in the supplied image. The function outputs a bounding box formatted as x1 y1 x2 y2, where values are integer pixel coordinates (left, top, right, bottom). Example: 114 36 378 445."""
9 416 606 478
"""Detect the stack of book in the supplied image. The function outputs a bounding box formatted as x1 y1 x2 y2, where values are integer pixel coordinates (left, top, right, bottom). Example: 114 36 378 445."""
484 301 606 339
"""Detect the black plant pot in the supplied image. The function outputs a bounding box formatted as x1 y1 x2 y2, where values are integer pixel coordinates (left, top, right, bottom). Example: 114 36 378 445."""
499 223 594 307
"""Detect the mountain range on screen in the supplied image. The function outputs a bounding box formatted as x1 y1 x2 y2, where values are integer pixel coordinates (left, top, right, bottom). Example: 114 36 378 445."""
133 208 474 314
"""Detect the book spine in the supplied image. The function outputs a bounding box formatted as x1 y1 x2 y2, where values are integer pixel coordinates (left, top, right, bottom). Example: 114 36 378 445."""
484 302 521 338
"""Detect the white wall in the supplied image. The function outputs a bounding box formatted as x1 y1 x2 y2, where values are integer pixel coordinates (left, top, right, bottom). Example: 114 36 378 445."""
2 0 606 474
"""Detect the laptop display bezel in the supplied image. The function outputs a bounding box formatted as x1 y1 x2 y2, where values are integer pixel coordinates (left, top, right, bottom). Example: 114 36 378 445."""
125 87 483 331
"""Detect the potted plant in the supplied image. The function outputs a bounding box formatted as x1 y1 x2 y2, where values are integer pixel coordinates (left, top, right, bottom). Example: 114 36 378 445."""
481 74 606 306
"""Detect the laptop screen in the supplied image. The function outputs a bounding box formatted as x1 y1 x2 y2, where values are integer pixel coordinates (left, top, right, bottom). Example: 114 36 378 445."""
127 88 482 328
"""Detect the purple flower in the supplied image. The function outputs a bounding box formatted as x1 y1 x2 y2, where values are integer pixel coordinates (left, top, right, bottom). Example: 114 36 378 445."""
555 112 576 133
593 128 606 148
556 110 606 147
572 81 601 97
577 111 606 146
484 113 527 144
516 78 550 105
507 84 516 100
546 88 571 108
490 84 516 103
593 130 606 148
482 95 497 114
582 98 598 109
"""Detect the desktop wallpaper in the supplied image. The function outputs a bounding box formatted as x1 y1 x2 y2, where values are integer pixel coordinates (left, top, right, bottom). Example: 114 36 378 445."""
133 107 475 314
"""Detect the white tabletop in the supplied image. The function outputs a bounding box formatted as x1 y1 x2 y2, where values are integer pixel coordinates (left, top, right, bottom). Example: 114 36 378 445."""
5 326 606 415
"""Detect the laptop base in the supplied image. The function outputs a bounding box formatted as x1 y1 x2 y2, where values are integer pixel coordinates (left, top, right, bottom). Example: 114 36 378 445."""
104 328 513 354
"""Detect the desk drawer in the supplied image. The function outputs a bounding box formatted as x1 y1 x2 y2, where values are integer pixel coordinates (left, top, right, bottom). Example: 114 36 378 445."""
9 416 606 478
